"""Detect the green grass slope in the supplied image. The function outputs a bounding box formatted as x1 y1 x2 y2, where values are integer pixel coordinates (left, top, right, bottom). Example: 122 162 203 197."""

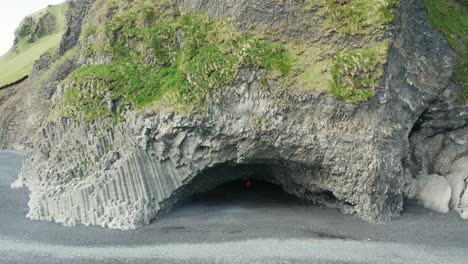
0 3 67 87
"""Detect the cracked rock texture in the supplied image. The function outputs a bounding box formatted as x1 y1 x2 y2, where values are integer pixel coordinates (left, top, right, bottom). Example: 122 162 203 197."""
1 0 467 230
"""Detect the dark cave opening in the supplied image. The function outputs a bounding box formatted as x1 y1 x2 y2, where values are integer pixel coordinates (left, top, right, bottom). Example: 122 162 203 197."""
164 161 345 215
189 179 305 206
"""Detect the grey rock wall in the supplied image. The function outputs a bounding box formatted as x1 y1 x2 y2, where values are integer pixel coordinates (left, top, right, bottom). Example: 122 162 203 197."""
7 0 468 230
20 72 392 229
409 83 468 219
59 0 95 55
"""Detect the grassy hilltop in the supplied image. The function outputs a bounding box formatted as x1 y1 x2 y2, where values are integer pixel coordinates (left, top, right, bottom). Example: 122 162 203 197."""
0 3 67 86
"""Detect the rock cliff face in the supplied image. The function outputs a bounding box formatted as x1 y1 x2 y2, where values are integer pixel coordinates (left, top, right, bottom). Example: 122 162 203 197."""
14 13 56 46
2 0 467 230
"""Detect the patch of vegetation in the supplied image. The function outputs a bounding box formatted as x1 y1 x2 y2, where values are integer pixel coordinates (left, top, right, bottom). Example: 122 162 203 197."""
0 3 67 86
313 0 397 100
63 3 291 122
44 4 68 33
330 42 390 103
63 0 400 123
424 0 468 101
82 25 98 38
460 87 468 100
63 62 186 123
279 42 335 91
323 0 399 36
0 33 63 85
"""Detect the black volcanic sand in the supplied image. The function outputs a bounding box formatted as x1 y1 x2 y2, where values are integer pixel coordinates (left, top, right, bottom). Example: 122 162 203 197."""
1 150 468 247
1 151 468 264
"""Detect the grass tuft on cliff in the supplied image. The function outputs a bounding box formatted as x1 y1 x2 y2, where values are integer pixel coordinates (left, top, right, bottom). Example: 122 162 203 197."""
331 42 390 103
323 0 399 36
0 3 67 86
424 0 468 102
62 0 399 122
63 4 291 122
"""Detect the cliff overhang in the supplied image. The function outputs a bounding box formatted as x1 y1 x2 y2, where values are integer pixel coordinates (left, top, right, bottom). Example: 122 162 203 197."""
1 0 467 230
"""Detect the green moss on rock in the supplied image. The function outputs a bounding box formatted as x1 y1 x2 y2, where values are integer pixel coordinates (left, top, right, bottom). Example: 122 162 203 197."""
331 42 390 103
323 0 398 36
63 6 291 122
460 87 468 99
63 0 399 122
424 0 468 101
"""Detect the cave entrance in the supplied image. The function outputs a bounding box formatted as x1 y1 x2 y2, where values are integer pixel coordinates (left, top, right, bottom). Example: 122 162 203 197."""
169 161 340 214
189 179 303 208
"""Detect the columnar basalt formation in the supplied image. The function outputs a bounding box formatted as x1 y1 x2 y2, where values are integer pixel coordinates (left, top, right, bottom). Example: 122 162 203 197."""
1 0 466 230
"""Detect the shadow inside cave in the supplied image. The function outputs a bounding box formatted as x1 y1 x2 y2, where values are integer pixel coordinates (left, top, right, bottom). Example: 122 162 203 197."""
187 179 307 208
163 161 340 216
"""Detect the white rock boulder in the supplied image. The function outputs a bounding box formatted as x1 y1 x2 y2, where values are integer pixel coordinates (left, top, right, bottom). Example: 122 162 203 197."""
446 156 468 218
417 174 452 213
460 192 468 220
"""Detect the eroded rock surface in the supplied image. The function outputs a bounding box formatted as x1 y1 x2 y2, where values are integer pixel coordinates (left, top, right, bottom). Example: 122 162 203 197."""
14 11 57 47
409 81 468 219
1 0 467 230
